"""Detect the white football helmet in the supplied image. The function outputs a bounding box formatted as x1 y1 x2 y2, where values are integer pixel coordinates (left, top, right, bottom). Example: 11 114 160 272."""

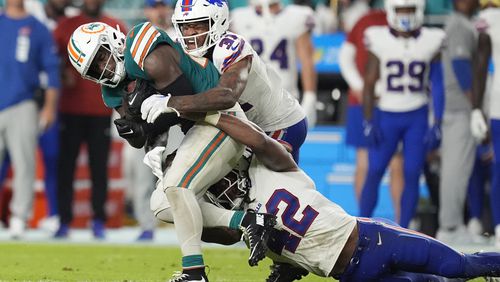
385 0 425 33
205 169 250 210
68 22 126 87
172 0 229 57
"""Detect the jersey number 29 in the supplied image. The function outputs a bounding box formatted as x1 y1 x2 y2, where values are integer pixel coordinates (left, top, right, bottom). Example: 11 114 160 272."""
386 60 426 92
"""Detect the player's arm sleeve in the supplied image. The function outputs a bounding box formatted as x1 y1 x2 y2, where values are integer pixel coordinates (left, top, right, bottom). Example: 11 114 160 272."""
212 34 254 74
296 6 316 34
430 60 445 122
40 25 61 89
339 42 363 92
452 58 472 92
446 21 474 92
101 85 125 109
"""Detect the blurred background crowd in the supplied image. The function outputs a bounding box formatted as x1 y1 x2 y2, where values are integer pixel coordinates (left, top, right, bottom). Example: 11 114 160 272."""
0 0 496 250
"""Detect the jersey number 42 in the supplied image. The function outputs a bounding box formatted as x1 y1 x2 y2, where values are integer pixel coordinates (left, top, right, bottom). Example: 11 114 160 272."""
265 189 319 254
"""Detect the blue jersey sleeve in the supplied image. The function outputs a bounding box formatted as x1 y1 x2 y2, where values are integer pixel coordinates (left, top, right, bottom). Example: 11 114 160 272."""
38 23 60 89
430 61 445 122
451 58 472 93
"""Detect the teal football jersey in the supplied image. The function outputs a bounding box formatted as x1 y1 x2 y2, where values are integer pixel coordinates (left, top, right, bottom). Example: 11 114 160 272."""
102 22 220 109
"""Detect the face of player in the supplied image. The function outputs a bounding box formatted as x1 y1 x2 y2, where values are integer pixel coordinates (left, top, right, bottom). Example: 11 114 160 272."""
179 21 210 51
393 6 419 34
5 0 24 8
395 6 416 18
88 47 116 81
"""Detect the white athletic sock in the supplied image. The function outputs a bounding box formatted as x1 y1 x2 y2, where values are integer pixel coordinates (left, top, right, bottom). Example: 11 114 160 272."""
199 201 236 228
165 187 203 257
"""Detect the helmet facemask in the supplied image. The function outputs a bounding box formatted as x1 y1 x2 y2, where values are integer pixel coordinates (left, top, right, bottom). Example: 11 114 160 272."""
393 7 419 32
85 41 125 87
385 0 425 33
172 0 230 57
173 18 214 57
68 22 126 88
206 169 251 210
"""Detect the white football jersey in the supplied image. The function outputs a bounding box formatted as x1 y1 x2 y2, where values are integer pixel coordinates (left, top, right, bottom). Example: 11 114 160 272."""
230 5 315 99
364 26 445 112
211 32 305 132
245 157 357 277
477 8 500 119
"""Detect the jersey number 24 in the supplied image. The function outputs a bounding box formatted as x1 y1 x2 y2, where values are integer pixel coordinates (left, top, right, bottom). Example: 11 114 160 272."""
251 38 289 69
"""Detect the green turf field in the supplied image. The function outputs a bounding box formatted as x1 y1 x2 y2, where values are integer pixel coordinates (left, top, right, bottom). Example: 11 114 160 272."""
0 242 489 281
0 242 330 281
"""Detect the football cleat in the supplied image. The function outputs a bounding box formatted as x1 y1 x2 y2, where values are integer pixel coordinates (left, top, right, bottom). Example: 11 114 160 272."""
168 271 208 282
92 220 106 239
266 262 309 282
242 210 277 266
53 223 69 239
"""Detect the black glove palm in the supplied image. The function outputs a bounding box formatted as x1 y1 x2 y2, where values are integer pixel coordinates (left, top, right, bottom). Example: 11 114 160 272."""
114 118 150 148
125 79 157 120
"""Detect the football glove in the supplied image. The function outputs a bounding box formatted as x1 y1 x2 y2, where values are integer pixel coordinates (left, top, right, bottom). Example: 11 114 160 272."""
301 92 317 129
125 79 158 120
114 118 150 138
143 146 166 180
363 120 383 147
141 94 180 123
424 123 442 152
471 108 488 142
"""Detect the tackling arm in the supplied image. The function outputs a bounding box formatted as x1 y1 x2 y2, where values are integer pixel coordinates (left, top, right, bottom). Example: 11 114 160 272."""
167 56 252 112
182 111 298 172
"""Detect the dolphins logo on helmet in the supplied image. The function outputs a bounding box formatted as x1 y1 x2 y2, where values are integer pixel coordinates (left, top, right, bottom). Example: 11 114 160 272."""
68 22 126 87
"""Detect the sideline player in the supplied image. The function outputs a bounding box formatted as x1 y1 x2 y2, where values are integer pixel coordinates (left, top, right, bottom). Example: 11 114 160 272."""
68 22 275 281
339 7 405 221
230 0 318 128
360 0 445 228
141 0 308 163
436 0 480 244
471 0 500 247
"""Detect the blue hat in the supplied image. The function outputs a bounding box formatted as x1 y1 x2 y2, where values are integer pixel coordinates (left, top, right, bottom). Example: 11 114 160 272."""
145 0 172 7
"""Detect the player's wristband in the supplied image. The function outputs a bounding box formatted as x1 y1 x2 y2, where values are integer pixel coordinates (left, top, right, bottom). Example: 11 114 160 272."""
204 111 221 126
303 91 317 97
